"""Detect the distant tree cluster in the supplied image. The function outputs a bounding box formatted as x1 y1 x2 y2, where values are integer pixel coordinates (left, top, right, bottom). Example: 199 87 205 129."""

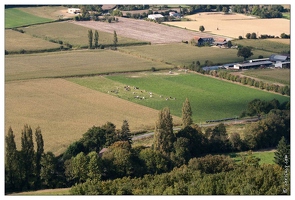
117 5 150 11
231 5 287 18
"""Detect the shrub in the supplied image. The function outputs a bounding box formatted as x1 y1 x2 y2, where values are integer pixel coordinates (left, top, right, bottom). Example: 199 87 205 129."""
238 36 243 39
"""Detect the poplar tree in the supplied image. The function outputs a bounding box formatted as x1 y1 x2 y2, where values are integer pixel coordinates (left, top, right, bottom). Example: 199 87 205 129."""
5 127 19 192
153 107 175 157
113 30 118 48
21 124 35 190
88 29 93 49
35 126 44 189
94 30 99 48
182 98 193 128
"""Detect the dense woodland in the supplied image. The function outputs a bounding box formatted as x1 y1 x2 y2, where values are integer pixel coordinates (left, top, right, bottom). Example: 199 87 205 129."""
5 98 290 194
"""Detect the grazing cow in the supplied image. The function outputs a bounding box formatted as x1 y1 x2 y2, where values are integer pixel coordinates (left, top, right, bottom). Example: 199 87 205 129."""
150 95 153 98
166 98 169 101
160 95 163 98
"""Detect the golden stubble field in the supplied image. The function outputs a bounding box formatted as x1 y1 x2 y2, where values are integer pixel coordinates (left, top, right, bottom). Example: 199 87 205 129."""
5 78 181 155
164 12 290 39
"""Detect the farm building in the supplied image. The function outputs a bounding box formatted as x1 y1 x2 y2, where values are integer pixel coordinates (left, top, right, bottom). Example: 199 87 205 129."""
275 61 290 68
193 36 214 46
213 38 227 46
202 65 223 71
269 54 289 62
169 12 181 18
223 63 238 69
67 8 81 14
148 14 164 20
234 61 273 69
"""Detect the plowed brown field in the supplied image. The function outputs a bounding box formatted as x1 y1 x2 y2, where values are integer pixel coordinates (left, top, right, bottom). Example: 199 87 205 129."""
72 17 223 44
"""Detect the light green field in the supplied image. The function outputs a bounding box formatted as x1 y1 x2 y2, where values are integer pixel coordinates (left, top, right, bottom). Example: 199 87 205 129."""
120 43 274 67
23 21 148 48
232 39 290 53
228 150 275 165
242 68 290 85
5 8 54 28
68 71 289 122
5 50 172 81
5 29 61 52
17 6 74 20
9 188 70 195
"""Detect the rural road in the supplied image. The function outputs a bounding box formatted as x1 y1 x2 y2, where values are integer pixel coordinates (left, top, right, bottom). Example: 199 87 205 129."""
132 117 260 141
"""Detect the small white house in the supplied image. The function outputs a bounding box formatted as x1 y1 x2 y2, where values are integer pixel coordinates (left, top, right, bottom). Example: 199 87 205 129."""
148 14 164 20
68 8 81 14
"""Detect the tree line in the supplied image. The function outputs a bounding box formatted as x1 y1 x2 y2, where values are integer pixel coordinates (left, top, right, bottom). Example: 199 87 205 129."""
5 98 290 194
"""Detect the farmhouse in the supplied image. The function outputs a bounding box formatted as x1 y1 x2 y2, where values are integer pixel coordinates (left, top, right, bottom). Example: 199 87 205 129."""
148 14 164 20
213 38 227 46
193 36 214 46
233 61 273 69
169 12 181 18
67 8 81 14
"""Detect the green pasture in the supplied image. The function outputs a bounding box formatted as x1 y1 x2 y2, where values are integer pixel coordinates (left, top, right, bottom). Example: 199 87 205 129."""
69 72 289 122
242 68 290 85
23 21 148 48
5 29 61 52
227 150 275 165
5 50 171 81
120 44 274 67
283 13 290 20
232 39 290 54
5 8 54 28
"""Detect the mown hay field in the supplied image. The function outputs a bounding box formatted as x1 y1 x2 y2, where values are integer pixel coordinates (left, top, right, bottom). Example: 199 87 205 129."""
163 12 290 39
5 50 172 81
120 43 274 67
231 39 290 54
17 5 76 20
23 21 148 47
5 78 180 155
5 29 61 52
242 68 290 85
68 71 290 123
5 8 54 28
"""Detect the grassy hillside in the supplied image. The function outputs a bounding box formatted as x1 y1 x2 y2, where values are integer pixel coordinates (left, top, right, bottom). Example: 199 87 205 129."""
69 72 289 122
5 8 54 28
120 44 274 67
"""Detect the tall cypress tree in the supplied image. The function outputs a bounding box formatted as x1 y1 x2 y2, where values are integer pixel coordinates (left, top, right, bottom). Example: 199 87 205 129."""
182 98 193 128
21 124 35 190
88 29 93 49
35 126 44 189
120 120 132 144
5 127 19 193
94 30 99 48
153 107 175 157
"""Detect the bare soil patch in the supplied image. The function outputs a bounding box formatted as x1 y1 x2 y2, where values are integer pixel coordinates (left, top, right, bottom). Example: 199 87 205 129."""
72 17 222 44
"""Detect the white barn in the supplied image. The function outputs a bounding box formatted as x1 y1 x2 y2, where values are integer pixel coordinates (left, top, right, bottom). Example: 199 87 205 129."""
68 8 81 14
148 14 164 20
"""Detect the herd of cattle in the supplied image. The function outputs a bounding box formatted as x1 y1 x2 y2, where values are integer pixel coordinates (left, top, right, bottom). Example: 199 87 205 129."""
108 85 177 101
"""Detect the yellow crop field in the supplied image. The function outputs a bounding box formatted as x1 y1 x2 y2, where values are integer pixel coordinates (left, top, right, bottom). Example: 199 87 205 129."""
5 78 181 155
164 12 290 39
